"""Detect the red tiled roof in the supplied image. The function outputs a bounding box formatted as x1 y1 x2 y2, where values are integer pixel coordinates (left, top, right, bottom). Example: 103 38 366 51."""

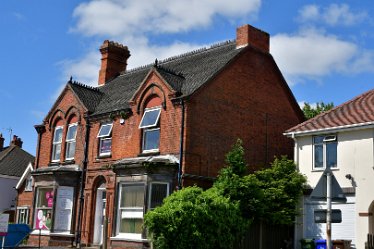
286 88 374 134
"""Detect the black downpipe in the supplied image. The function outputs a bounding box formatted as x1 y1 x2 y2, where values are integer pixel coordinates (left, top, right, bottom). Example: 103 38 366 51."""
76 115 90 248
178 99 185 190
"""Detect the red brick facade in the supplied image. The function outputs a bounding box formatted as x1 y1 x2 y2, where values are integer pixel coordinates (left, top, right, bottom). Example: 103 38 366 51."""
16 24 304 248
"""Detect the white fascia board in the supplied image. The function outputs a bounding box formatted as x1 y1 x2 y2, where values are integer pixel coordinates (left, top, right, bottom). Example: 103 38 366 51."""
15 163 33 190
284 122 374 138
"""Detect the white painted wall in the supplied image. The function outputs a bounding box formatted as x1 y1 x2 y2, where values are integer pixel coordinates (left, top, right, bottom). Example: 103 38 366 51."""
294 128 374 249
0 176 19 212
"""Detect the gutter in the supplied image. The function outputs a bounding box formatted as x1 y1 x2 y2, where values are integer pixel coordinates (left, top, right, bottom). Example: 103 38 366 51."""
284 122 374 138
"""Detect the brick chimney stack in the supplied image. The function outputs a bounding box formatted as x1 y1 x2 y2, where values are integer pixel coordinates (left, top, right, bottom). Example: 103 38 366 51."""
98 40 131 86
236 24 269 53
10 135 23 148
0 134 4 151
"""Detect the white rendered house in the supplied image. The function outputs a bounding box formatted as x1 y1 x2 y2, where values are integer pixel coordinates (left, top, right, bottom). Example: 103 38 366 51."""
285 88 374 249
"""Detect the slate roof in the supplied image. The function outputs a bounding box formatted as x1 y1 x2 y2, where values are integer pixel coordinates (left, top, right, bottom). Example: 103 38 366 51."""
0 145 35 177
69 81 103 113
67 41 245 116
286 88 374 134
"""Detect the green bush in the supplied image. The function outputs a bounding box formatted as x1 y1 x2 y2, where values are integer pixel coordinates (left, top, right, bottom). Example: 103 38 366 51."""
144 186 247 249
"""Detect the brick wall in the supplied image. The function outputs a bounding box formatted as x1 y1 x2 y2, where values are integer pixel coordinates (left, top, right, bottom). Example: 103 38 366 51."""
183 46 304 181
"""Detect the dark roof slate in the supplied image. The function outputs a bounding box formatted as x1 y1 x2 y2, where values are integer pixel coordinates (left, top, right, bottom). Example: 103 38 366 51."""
69 82 103 113
0 146 35 177
92 41 243 116
286 88 374 134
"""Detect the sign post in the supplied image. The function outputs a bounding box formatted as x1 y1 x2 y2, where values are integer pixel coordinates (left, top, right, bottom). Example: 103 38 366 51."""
0 213 10 249
309 169 347 249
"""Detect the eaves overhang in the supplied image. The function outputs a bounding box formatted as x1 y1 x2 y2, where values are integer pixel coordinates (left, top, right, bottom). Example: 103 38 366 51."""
284 121 374 138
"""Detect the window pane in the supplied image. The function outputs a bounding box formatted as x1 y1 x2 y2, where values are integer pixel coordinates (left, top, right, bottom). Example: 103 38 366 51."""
37 188 54 207
66 141 76 159
66 125 77 141
35 209 52 230
53 127 63 143
120 218 143 234
314 144 323 168
143 129 160 151
150 184 168 209
52 144 61 161
120 185 145 208
139 108 161 128
313 136 324 144
100 138 112 155
326 142 337 168
98 124 113 137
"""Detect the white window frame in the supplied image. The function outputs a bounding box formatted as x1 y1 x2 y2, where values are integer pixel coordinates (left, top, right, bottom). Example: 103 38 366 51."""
148 182 169 211
116 183 145 240
97 123 113 156
142 127 160 153
51 126 63 162
139 107 161 129
65 123 78 160
313 134 338 170
34 187 54 231
25 176 33 191
17 207 30 224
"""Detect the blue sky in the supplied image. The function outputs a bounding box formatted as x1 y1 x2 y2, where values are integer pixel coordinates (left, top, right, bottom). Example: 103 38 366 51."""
0 0 373 155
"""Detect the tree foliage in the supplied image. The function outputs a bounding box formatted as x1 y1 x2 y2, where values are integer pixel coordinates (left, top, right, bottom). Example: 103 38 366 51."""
144 139 307 249
302 102 334 119
144 186 246 249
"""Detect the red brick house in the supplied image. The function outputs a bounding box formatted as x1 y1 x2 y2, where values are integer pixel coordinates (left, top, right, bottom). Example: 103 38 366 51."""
17 24 304 248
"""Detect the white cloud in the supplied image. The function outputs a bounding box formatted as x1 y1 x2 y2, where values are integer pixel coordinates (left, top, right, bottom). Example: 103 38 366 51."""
61 0 261 87
270 28 374 85
298 4 367 26
71 0 261 37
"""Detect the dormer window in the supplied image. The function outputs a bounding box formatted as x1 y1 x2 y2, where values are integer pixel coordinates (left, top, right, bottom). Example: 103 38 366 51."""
97 123 113 156
52 126 63 162
65 123 78 160
139 107 161 153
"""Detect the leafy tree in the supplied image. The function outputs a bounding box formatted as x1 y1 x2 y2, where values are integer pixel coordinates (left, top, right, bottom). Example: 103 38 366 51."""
255 156 306 224
302 102 334 119
144 186 246 249
144 139 307 249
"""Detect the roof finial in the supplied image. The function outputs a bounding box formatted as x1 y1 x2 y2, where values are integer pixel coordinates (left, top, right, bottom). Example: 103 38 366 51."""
68 76 73 83
154 58 158 67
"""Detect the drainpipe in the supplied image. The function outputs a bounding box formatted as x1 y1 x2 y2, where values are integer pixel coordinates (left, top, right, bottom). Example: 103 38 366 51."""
178 99 185 190
76 114 90 248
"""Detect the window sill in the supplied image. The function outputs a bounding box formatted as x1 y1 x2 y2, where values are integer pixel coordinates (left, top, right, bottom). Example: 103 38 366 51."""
31 230 50 235
110 236 148 243
50 232 74 237
97 154 112 160
312 168 339 172
138 151 160 157
63 159 75 165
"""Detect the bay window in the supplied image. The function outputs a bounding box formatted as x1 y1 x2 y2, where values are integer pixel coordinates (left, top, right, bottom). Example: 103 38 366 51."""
97 123 113 156
34 188 54 230
51 126 63 162
313 135 337 169
65 123 78 160
116 182 169 239
139 107 161 153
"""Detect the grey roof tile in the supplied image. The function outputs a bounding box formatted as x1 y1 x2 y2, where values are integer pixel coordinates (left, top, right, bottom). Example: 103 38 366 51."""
0 146 35 177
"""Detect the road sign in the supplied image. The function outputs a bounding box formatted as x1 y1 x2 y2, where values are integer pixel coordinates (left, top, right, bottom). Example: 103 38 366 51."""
314 209 342 223
0 214 9 236
310 169 347 202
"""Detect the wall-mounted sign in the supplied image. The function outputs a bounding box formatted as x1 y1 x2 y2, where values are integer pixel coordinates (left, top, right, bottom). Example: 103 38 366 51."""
0 214 9 236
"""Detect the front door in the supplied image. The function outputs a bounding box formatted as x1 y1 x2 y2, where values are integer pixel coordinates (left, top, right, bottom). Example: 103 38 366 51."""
93 184 106 245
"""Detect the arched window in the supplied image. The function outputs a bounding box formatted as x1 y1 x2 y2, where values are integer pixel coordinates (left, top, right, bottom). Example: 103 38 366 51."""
65 116 78 160
51 120 64 162
139 96 161 153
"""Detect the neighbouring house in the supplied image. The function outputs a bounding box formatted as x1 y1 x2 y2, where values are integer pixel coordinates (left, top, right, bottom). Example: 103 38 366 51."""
285 88 374 249
0 134 35 222
17 24 304 248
